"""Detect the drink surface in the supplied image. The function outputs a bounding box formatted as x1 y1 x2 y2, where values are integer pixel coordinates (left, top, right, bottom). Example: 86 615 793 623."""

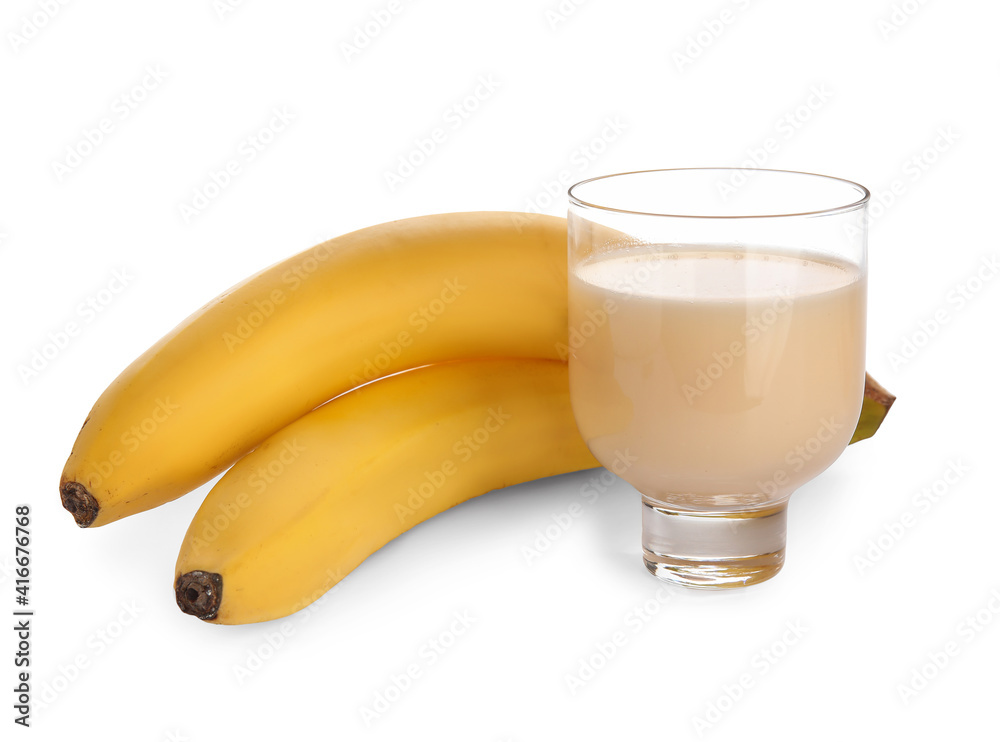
568 246 866 508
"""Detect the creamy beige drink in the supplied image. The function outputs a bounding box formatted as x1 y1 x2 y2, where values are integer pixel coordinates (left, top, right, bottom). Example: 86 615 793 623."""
568 246 866 509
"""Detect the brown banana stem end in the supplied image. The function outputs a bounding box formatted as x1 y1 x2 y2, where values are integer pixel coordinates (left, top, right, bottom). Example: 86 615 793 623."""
60 481 99 527
175 571 223 621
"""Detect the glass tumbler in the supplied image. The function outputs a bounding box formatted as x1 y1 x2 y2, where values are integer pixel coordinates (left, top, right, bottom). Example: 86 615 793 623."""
567 168 869 588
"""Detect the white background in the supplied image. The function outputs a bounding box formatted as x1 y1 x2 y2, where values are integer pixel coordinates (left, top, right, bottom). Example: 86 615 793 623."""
2 0 999 739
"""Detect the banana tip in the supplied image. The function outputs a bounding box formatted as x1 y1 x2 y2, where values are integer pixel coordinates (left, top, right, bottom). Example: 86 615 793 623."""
59 481 99 527
175 571 223 621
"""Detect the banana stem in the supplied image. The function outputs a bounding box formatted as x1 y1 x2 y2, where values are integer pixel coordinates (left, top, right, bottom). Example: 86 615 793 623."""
849 373 896 444
59 481 99 527
175 571 223 621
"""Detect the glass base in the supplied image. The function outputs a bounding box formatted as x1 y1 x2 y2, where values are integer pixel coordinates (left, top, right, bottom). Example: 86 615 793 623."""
641 498 788 589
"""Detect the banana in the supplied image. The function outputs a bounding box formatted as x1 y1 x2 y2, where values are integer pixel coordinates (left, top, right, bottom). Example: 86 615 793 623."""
174 358 598 625
849 373 896 444
60 212 568 527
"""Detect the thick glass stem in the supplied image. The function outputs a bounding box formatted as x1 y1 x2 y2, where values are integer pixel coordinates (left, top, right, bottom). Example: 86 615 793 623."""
641 497 788 588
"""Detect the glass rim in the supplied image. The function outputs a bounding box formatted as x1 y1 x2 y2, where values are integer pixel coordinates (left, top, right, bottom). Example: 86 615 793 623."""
567 167 871 220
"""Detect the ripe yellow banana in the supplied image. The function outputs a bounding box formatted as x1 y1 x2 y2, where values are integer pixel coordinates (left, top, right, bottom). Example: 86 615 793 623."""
174 358 598 625
60 212 568 527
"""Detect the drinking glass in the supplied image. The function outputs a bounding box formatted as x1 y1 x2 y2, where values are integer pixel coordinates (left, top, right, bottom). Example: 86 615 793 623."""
567 168 869 588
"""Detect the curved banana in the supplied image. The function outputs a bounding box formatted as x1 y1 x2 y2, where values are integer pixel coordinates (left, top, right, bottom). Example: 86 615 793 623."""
60 212 568 527
173 358 598 625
